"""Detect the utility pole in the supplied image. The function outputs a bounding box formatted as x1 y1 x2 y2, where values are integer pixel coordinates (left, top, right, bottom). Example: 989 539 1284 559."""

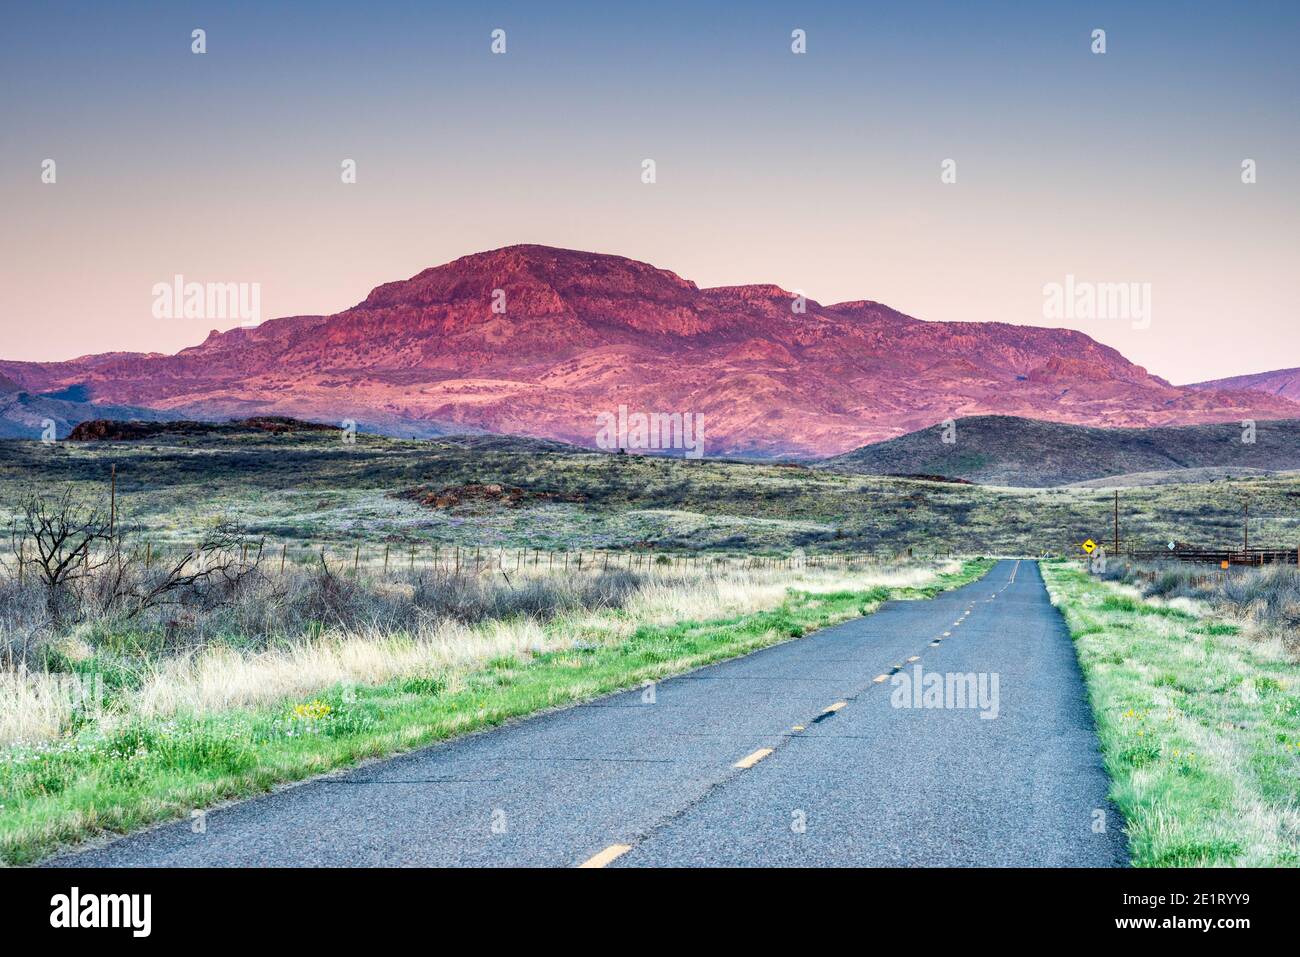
1243 501 1249 553
109 463 117 539
1113 489 1119 556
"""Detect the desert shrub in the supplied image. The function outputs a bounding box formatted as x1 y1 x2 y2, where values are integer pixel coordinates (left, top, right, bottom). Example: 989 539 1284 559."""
1116 560 1300 651
0 577 52 669
0 551 650 667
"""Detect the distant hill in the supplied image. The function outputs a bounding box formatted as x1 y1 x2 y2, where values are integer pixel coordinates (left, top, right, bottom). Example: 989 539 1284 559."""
816 415 1300 487
1187 367 1300 402
1066 466 1293 488
0 389 174 439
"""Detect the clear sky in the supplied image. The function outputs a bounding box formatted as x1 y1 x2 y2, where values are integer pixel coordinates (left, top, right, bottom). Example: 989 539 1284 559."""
1 0 1296 383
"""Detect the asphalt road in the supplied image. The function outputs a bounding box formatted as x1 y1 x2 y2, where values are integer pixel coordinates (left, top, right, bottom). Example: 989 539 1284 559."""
49 559 1127 867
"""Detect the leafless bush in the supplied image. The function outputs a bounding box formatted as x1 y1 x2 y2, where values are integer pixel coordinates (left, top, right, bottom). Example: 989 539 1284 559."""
4 487 260 660
1114 558 1300 650
0 575 51 669
9 487 113 625
0 530 649 668
229 565 645 646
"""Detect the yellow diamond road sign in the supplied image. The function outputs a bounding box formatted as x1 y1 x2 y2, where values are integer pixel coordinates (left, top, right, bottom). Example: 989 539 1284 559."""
1082 539 1097 554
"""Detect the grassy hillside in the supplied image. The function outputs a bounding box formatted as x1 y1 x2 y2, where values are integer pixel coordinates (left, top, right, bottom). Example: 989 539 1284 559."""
818 415 1300 487
1 428 1298 557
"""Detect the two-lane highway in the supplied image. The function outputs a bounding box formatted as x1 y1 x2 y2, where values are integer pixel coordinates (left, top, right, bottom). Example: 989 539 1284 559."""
49 560 1127 867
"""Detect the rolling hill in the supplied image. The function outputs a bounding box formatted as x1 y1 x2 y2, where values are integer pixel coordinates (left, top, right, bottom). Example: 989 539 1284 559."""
1187 367 1300 402
0 387 172 440
817 415 1300 486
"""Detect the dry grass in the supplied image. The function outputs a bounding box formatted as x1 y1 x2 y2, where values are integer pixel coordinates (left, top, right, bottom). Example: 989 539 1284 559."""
1044 562 1300 866
0 559 958 748
1102 559 1300 655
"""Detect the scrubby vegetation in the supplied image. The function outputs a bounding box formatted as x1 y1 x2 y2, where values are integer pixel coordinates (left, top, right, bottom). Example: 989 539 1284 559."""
0 483 992 862
1043 561 1300 867
1 429 1296 556
4 427 1297 867
1096 559 1300 654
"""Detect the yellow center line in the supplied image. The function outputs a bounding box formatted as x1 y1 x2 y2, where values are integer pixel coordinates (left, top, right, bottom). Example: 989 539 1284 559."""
579 843 632 868
734 747 774 769
578 565 1021 871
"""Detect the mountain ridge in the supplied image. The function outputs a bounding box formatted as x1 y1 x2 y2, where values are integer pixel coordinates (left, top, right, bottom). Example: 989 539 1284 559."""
1 244 1296 456
1188 367 1300 402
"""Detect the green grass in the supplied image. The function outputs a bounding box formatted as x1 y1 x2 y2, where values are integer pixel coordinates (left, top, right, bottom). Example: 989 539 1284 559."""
1042 561 1300 867
0 559 993 865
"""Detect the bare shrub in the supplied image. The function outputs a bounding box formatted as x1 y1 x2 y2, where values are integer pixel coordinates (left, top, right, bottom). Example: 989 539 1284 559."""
1117 558 1300 650
5 487 260 659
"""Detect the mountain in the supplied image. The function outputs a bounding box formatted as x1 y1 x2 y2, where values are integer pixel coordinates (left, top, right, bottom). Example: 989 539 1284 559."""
1186 367 1300 403
2 245 1296 457
817 415 1300 486
0 387 173 440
